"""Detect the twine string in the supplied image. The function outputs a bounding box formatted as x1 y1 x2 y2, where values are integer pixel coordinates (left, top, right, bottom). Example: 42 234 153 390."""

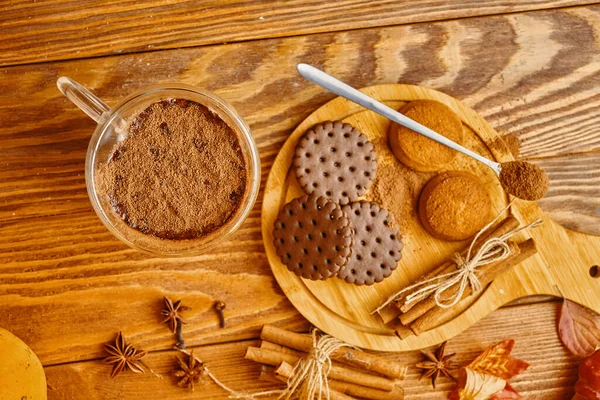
374 202 543 313
174 348 282 399
205 367 283 399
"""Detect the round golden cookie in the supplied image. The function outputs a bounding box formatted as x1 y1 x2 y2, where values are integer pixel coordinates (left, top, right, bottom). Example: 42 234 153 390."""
418 171 492 241
389 100 464 172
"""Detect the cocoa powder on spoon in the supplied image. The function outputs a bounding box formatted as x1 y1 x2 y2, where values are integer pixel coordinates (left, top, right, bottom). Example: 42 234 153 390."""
499 161 549 201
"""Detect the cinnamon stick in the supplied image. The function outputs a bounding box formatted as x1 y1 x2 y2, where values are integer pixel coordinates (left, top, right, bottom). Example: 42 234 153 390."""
409 238 537 335
260 326 406 380
245 346 396 391
377 304 402 325
397 215 520 314
259 365 357 400
393 321 414 340
260 340 305 358
276 361 404 400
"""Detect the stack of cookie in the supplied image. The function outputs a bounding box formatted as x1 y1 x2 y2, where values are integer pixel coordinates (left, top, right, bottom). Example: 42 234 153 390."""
273 121 403 285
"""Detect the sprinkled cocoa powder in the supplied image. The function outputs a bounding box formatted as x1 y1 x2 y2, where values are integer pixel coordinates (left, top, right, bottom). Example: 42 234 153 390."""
502 134 521 159
96 99 247 240
366 137 434 232
492 133 521 159
499 161 549 201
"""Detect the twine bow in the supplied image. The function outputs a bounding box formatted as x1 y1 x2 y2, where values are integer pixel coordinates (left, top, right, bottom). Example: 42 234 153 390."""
281 330 356 400
375 203 543 313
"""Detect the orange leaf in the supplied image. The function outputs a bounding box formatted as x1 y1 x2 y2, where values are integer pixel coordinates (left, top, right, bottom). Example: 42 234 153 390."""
449 340 529 400
467 340 529 380
558 299 600 357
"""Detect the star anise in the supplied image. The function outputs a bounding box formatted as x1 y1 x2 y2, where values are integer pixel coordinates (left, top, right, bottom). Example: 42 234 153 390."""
103 332 147 379
416 341 458 389
174 350 209 391
161 296 190 334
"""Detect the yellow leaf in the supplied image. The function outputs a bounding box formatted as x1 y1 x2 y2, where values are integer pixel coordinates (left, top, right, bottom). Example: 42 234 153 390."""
457 368 506 400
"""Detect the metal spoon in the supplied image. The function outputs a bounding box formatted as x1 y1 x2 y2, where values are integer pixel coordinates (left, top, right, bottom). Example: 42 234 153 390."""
296 63 502 176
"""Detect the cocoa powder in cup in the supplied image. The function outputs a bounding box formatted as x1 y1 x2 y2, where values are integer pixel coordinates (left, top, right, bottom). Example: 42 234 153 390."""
96 98 248 240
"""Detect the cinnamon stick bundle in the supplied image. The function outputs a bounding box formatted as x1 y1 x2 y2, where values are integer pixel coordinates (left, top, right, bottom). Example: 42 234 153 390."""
409 238 537 335
275 361 404 400
393 238 537 338
376 216 520 325
259 341 398 389
245 346 397 391
398 216 520 314
400 239 522 326
260 325 406 380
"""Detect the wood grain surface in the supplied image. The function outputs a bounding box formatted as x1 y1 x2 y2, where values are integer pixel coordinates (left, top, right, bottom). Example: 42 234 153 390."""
533 153 600 235
1 3 600 399
2 4 600 366
0 0 594 66
42 301 579 399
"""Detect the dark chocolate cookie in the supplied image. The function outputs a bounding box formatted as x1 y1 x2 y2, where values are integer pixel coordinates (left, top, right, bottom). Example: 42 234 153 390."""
293 121 377 205
338 201 403 285
273 194 354 280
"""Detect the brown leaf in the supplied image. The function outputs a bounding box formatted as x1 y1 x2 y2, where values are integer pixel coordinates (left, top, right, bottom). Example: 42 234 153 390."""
558 299 600 357
467 340 529 380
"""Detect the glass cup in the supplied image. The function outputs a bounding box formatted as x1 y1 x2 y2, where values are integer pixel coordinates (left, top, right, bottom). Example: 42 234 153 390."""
57 77 260 256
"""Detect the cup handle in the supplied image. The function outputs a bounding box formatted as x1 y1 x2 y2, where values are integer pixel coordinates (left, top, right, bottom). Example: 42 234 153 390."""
57 77 111 123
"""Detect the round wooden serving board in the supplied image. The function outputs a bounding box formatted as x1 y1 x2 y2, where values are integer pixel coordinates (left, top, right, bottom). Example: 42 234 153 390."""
261 84 600 352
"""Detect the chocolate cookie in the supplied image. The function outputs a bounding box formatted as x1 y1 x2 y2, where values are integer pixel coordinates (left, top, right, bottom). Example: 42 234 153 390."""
293 121 377 205
418 171 492 241
273 194 354 280
338 201 403 285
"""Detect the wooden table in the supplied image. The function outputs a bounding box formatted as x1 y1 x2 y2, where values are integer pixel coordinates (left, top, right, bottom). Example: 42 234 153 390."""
2 1 599 398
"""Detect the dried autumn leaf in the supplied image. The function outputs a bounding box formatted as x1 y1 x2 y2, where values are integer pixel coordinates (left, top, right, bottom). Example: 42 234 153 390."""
573 350 600 400
468 340 529 380
450 340 529 400
558 299 600 357
449 368 506 400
